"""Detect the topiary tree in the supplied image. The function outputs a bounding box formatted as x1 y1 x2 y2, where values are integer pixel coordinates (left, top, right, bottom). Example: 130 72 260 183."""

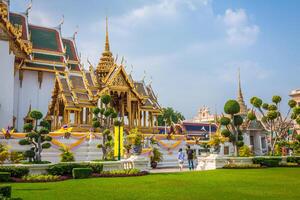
92 94 118 160
220 100 244 156
19 110 52 162
248 96 299 155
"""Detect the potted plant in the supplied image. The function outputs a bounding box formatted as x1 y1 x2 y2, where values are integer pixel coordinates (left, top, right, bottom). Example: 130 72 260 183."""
208 131 226 154
59 147 75 162
128 128 143 155
150 147 163 168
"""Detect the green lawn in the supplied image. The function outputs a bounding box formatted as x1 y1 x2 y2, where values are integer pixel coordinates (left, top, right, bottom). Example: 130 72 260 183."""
4 168 300 200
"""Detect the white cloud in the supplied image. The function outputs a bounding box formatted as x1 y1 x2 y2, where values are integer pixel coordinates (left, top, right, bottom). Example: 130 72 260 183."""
104 0 211 34
221 9 260 46
29 11 56 27
217 60 270 83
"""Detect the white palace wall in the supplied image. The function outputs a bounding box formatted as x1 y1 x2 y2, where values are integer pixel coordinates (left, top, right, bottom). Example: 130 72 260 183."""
13 70 55 131
0 40 15 129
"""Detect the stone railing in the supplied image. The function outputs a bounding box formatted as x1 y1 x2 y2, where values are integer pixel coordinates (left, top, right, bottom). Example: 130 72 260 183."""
196 154 253 170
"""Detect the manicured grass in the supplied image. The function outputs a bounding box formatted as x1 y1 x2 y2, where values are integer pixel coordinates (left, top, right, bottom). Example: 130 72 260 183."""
4 168 300 200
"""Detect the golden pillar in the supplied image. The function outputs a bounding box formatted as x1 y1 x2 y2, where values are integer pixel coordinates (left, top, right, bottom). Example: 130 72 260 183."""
143 110 146 127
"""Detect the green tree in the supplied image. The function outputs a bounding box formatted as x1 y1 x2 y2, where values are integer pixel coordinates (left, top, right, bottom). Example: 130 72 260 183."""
157 107 185 126
220 100 244 156
248 96 299 155
92 94 118 160
19 110 52 162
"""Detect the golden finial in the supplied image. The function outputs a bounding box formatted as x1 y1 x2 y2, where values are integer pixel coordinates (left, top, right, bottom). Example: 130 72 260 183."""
130 64 134 75
238 67 243 99
105 16 110 52
237 67 247 115
149 76 153 85
142 70 147 82
121 56 124 65
25 0 32 17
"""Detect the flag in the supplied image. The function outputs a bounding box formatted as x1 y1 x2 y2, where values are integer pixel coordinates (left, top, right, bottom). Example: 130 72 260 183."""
114 125 124 157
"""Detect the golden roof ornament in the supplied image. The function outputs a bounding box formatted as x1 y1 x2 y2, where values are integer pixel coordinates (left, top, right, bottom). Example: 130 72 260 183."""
96 17 114 81
25 0 32 17
237 68 247 115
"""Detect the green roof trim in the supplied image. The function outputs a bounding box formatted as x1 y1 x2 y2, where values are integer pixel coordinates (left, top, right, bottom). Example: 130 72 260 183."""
9 13 23 27
63 39 77 61
29 25 62 52
68 64 80 71
33 53 64 62
25 62 64 71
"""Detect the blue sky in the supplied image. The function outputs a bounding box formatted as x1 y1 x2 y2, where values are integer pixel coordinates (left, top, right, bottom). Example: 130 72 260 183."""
11 0 300 119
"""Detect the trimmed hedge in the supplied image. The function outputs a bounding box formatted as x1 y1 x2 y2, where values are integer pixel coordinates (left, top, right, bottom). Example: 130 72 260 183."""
287 156 300 164
0 185 11 198
72 168 92 179
47 163 103 176
0 167 29 178
0 172 11 182
253 157 281 167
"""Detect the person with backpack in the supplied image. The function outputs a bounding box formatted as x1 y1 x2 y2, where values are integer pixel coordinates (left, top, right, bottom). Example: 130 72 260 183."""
186 145 194 170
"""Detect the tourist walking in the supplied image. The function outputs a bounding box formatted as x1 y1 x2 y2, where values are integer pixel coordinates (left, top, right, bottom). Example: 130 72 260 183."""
178 148 185 171
186 145 194 170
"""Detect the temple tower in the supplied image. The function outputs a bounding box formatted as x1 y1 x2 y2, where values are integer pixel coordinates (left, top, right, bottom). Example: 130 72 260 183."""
96 17 114 81
237 68 247 115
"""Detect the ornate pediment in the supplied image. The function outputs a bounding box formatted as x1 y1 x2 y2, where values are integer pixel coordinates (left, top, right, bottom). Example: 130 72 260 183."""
110 73 129 88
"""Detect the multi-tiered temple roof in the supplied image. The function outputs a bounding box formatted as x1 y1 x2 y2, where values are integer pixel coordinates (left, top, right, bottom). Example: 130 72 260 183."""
1 1 161 132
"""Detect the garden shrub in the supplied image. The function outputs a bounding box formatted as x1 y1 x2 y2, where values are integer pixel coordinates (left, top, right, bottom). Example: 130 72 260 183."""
72 168 92 179
47 163 83 176
223 164 261 169
101 169 141 176
47 163 103 176
22 174 60 182
279 162 299 167
10 151 24 164
0 185 11 198
21 161 51 164
239 145 253 157
253 157 282 167
59 148 75 162
88 163 104 174
287 156 300 164
0 172 11 182
0 167 29 178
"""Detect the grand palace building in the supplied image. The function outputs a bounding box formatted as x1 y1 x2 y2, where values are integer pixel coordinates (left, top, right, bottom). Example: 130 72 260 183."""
0 0 161 133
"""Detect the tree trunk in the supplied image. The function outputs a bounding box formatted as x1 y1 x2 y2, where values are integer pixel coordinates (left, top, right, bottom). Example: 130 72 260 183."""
234 143 238 157
36 135 42 162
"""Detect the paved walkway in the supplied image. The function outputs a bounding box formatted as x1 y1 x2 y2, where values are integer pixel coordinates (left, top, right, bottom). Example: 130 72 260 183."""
150 168 194 173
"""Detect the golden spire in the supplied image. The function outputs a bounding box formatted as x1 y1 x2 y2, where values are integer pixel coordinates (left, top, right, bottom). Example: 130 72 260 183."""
105 16 110 52
96 17 114 81
238 68 243 100
237 68 247 115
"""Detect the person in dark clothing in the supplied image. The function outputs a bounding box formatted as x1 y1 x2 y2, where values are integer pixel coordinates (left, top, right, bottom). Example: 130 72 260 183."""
186 145 194 170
